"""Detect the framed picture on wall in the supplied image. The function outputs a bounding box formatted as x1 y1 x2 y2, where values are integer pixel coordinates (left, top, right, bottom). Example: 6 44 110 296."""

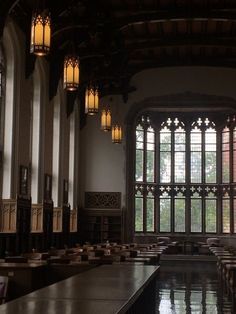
63 179 68 205
19 165 28 196
44 174 52 201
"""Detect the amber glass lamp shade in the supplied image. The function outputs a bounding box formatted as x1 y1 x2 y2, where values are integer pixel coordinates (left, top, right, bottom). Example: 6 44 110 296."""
101 109 111 131
112 125 122 144
85 84 99 115
63 55 79 91
30 12 51 56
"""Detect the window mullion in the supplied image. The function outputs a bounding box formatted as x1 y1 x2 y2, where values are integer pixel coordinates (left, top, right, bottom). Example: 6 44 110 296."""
171 126 174 233
143 127 147 183
154 128 158 233
217 128 223 234
143 127 147 232
230 124 234 234
157 125 161 233
186 124 191 235
202 127 206 234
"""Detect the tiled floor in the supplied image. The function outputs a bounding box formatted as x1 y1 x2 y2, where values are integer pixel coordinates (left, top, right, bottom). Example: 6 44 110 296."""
156 262 233 314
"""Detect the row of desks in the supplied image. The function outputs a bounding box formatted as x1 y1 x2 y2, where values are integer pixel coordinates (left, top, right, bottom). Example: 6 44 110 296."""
0 243 165 301
0 264 160 314
0 262 95 300
210 246 236 310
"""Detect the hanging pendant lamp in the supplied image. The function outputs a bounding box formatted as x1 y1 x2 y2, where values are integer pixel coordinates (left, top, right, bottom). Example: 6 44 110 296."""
30 11 51 56
85 83 99 115
112 124 122 144
101 109 112 131
63 55 80 91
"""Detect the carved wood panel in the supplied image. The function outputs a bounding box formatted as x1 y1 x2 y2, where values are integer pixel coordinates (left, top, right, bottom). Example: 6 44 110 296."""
85 192 121 209
0 199 16 232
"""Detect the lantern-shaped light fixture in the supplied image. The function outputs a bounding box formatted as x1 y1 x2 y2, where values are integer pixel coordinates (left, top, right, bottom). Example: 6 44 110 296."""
112 125 122 144
63 55 80 91
85 83 99 115
30 11 51 56
101 109 111 131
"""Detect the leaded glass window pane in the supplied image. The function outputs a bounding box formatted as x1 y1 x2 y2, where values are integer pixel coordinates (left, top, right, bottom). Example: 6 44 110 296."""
135 124 144 182
191 196 202 232
191 152 202 183
146 151 154 182
205 152 216 183
174 196 185 232
205 128 216 183
174 128 186 183
222 127 230 183
135 196 143 232
205 198 217 233
191 128 202 183
160 152 171 183
135 150 143 182
222 197 230 233
146 193 154 232
160 127 171 183
160 193 171 232
146 126 155 182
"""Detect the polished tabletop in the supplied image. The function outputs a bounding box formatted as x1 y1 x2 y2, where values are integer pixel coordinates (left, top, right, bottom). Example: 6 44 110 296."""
0 262 46 268
0 299 126 314
0 264 159 314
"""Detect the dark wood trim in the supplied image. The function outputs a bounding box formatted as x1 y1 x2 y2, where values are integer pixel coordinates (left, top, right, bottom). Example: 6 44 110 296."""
19 165 28 197
85 192 121 209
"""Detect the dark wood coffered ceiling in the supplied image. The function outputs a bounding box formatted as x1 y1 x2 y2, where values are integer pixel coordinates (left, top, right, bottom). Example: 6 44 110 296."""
1 0 236 101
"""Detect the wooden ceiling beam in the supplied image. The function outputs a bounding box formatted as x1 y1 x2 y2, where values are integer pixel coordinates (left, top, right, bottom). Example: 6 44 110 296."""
128 56 236 73
52 11 236 37
124 36 236 50
118 11 236 30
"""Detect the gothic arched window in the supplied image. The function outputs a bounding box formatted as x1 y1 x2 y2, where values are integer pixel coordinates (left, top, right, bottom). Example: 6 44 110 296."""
134 113 235 235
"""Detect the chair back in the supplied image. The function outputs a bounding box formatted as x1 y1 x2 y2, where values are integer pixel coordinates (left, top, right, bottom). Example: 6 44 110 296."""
0 276 8 304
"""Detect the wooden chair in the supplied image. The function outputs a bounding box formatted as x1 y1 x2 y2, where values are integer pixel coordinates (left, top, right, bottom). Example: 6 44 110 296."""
0 276 8 304
22 252 42 260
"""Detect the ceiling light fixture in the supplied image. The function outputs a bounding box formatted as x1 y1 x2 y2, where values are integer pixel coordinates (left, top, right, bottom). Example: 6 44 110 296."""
30 10 51 56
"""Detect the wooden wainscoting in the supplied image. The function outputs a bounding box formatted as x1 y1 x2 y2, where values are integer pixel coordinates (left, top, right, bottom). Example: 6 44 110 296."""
0 199 17 233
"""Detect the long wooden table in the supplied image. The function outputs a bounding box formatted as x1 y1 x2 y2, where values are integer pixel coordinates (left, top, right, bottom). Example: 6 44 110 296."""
0 262 47 300
0 264 159 314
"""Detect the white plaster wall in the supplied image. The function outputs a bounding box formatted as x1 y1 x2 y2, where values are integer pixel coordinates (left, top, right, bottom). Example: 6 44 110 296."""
79 67 236 207
80 108 126 205
128 67 236 105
